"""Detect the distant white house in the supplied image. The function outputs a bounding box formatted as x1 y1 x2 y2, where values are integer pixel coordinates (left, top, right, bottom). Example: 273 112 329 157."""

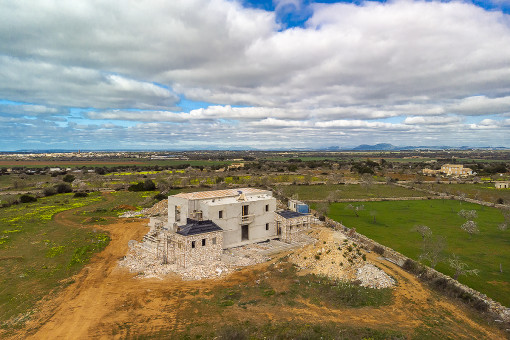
495 182 509 189
441 164 473 177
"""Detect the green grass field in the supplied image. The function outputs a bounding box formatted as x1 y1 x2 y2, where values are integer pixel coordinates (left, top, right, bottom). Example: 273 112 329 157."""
278 184 427 201
325 200 510 306
0 190 157 328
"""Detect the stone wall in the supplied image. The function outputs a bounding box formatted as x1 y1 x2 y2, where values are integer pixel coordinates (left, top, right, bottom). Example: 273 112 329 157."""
171 231 223 268
395 183 510 209
275 214 312 243
307 196 441 203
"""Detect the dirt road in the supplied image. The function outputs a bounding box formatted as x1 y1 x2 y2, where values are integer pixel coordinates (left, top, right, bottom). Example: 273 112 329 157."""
10 218 507 339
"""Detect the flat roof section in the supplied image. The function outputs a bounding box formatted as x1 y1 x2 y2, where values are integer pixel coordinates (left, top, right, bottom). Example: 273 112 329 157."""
172 188 268 200
276 210 309 219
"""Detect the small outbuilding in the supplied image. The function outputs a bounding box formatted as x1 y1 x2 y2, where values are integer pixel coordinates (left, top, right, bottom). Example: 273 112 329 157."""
275 210 312 244
495 182 509 189
158 219 223 268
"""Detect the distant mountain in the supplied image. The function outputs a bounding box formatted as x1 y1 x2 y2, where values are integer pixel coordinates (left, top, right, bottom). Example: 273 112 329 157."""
321 144 508 151
352 143 395 151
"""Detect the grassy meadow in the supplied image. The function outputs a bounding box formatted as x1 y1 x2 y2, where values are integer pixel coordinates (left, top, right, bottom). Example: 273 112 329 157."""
0 190 157 328
325 200 510 306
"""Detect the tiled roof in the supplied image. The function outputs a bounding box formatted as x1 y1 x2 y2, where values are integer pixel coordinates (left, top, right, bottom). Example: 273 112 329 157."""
176 219 223 236
173 188 267 200
276 210 308 219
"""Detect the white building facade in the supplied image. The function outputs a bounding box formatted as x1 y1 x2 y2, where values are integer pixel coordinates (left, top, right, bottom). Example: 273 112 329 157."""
168 188 277 248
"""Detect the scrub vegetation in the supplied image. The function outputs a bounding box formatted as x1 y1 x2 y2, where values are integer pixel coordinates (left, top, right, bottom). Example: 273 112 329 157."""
0 190 156 328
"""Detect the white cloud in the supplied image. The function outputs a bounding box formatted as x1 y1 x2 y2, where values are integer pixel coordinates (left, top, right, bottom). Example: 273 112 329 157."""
403 116 462 125
1 0 510 149
449 95 510 115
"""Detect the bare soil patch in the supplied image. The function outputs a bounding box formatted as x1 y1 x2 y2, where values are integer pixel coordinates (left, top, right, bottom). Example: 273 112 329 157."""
5 220 507 339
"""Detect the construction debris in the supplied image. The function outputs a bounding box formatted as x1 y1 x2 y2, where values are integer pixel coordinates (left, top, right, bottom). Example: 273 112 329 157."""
288 228 395 289
356 264 396 289
118 234 314 281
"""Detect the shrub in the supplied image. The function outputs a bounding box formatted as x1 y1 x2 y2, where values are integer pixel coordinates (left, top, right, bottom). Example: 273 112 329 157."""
74 192 88 198
19 194 37 203
63 174 75 183
372 245 385 255
55 183 72 193
43 187 57 197
402 259 426 276
128 179 156 192
154 193 167 201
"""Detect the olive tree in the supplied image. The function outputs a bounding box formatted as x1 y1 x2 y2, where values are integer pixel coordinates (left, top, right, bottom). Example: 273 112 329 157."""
448 254 479 280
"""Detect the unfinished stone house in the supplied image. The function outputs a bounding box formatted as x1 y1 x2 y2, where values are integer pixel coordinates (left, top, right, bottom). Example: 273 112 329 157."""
167 188 277 248
142 188 311 269
275 210 313 243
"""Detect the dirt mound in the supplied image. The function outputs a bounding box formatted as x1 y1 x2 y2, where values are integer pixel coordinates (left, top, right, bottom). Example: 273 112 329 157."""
113 204 138 211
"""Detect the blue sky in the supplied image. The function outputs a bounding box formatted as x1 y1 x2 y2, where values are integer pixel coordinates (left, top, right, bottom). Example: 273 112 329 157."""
0 0 509 151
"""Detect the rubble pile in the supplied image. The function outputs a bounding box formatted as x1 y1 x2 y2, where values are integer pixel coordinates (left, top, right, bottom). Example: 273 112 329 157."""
289 229 367 281
356 264 396 289
118 240 269 281
140 199 168 216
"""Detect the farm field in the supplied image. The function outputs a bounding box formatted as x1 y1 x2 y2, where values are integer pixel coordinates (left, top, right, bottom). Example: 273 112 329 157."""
278 183 428 201
0 190 157 329
326 200 510 306
0 159 232 169
416 182 510 205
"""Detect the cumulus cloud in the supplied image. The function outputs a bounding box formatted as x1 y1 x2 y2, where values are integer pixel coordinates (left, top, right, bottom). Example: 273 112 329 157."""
0 0 510 149
403 116 462 125
449 95 510 115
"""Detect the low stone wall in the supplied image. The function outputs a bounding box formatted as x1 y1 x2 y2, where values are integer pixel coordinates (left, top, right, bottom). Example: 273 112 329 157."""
323 216 510 324
307 196 440 203
395 183 510 209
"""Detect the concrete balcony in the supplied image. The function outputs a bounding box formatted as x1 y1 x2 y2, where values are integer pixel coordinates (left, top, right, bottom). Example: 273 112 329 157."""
240 214 255 224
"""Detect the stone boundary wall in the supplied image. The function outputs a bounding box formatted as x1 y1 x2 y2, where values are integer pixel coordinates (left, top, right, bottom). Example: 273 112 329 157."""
322 216 510 324
307 196 441 203
395 183 510 209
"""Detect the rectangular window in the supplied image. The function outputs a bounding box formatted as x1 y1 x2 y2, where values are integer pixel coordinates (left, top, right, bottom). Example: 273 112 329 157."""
191 241 196 249
175 205 181 221
266 223 269 230
219 210 223 219
242 205 249 216
202 238 206 246
212 237 217 245
265 204 269 212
